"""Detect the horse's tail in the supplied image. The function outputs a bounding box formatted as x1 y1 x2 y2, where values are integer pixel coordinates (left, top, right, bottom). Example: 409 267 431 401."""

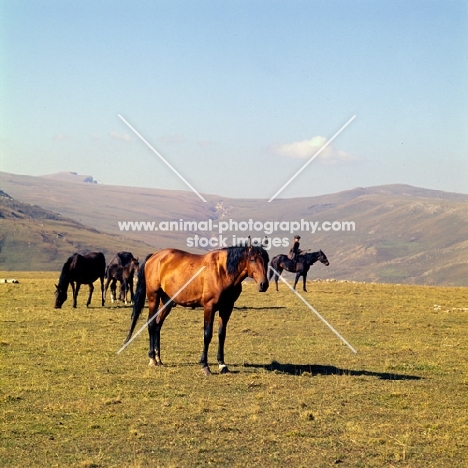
124 256 149 343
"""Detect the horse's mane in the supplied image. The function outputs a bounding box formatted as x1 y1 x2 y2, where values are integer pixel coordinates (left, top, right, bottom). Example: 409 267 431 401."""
57 253 76 288
299 251 319 261
224 245 269 276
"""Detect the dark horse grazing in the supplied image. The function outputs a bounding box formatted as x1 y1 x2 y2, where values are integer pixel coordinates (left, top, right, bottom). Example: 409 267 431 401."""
124 245 269 375
107 251 137 270
268 250 329 292
105 257 139 304
54 252 106 308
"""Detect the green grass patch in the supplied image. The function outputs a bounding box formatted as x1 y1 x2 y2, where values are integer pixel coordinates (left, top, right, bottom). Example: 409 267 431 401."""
1 273 467 467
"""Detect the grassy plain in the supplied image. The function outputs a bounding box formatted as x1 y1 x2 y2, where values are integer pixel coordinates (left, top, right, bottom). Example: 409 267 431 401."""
1 272 467 467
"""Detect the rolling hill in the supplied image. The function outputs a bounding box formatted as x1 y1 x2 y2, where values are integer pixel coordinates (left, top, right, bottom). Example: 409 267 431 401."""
1 171 467 285
0 189 152 271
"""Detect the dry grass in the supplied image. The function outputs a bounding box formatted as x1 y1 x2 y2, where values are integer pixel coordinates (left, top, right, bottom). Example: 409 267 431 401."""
1 272 467 467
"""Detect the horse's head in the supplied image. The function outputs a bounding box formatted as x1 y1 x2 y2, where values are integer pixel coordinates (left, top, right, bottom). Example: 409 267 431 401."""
317 249 329 266
247 247 270 292
130 258 140 275
54 284 67 308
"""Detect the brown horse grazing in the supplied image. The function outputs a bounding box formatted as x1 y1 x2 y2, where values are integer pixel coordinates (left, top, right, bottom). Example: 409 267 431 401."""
124 245 269 375
54 252 106 308
105 257 139 304
268 250 329 292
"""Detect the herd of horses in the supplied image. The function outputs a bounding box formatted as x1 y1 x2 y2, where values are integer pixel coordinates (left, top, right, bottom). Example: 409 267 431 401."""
54 251 140 309
54 244 329 375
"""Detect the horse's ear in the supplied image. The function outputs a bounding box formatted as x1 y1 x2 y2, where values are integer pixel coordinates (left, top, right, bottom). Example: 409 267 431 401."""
262 236 269 247
248 235 252 249
55 284 58 289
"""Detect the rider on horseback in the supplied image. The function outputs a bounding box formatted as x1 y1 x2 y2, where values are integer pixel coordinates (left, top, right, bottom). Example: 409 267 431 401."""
289 235 302 263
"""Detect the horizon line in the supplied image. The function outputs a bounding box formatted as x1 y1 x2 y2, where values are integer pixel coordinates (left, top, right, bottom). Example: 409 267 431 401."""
1 170 467 199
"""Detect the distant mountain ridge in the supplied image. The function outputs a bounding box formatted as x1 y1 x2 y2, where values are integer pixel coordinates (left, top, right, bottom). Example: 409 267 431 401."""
42 172 98 184
1 171 467 286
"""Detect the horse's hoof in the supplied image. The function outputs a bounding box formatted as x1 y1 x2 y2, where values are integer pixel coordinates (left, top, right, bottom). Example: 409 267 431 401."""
219 364 230 374
148 358 162 367
201 367 212 376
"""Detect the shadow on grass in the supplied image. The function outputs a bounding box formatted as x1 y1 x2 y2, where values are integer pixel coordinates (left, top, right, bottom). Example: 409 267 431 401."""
234 306 287 310
244 361 422 381
161 305 287 311
85 304 287 311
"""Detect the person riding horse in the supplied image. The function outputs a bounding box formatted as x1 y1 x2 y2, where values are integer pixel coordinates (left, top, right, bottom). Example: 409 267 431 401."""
289 235 302 262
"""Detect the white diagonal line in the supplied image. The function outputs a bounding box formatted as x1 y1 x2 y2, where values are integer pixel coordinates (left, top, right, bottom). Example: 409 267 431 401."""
117 266 206 354
268 115 356 202
118 114 207 203
268 266 357 353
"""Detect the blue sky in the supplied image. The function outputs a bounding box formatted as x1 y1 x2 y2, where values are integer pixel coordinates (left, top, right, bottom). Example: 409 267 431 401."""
1 0 467 199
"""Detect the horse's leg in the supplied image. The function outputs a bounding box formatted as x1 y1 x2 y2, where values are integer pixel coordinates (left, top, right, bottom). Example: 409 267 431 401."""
104 277 111 302
123 279 129 305
147 291 160 366
100 276 105 306
275 266 283 292
109 279 116 303
71 282 78 308
86 283 94 307
129 278 134 305
217 303 234 374
293 272 301 290
302 266 310 292
200 304 216 376
156 293 173 365
148 291 173 367
119 280 125 303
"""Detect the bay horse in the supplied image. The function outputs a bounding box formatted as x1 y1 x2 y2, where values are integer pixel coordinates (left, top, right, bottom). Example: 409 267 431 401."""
124 245 269 375
268 250 329 292
54 252 106 308
105 257 139 304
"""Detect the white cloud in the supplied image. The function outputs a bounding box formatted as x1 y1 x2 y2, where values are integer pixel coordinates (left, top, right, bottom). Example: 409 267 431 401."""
271 135 357 164
53 133 71 141
109 131 131 142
